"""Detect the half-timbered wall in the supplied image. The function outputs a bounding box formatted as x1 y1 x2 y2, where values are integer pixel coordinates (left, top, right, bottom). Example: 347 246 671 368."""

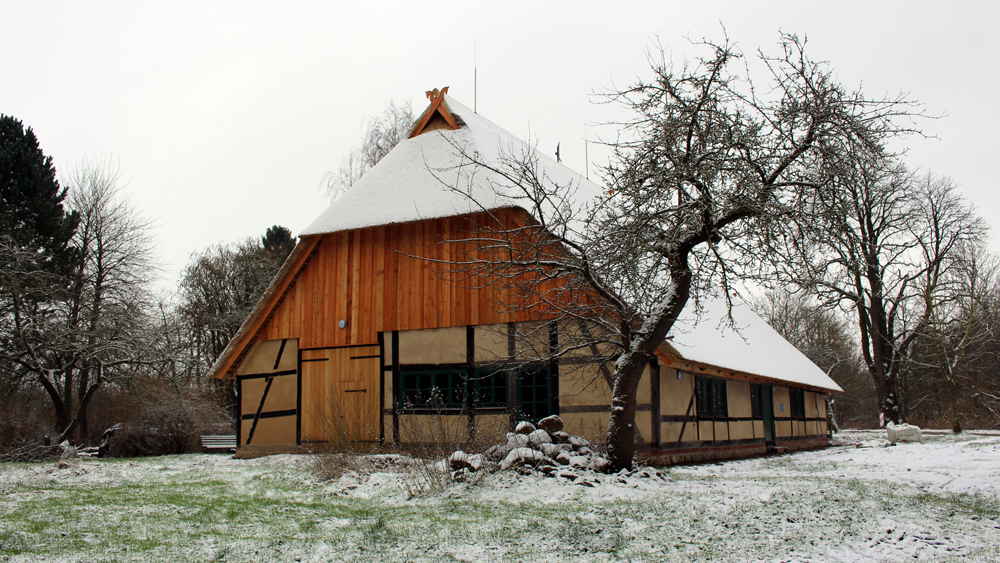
236 339 299 447
651 365 830 464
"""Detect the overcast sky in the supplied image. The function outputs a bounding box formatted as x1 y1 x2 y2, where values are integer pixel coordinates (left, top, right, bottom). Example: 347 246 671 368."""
3 1 998 294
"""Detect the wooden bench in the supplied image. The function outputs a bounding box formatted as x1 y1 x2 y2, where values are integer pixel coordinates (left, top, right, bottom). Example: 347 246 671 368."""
201 435 237 452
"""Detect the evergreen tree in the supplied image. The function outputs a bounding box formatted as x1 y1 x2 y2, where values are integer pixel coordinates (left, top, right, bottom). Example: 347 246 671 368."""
261 225 295 258
0 115 78 270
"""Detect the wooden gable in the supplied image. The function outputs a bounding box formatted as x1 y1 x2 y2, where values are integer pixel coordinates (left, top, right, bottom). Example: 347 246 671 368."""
214 209 557 379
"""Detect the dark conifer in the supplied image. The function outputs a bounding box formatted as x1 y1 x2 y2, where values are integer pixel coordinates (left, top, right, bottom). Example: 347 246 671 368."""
0 115 79 271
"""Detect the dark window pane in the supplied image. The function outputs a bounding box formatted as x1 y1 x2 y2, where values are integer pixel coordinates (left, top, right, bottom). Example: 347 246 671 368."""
517 366 554 423
398 368 467 409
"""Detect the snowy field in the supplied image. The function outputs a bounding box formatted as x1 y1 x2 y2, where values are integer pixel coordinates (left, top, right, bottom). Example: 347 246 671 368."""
1 430 998 563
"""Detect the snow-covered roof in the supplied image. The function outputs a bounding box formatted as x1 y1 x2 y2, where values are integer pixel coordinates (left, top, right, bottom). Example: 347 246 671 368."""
668 297 843 393
300 93 839 393
301 95 603 236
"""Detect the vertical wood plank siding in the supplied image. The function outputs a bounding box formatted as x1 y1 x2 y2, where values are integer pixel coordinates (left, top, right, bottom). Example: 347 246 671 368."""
259 210 539 348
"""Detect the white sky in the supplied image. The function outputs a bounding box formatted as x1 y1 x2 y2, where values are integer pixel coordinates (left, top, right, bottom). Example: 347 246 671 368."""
3 1 998 294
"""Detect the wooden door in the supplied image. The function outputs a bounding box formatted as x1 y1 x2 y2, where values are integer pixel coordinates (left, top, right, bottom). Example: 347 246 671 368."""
300 345 380 446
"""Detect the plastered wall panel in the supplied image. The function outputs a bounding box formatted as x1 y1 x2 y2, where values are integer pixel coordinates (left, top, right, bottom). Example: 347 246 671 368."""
245 416 296 446
262 374 297 411
699 420 715 441
474 414 509 444
714 421 729 441
753 420 764 438
559 363 611 406
730 420 753 441
398 326 466 365
635 365 651 404
473 324 508 362
773 386 790 418
241 379 267 414
805 391 818 418
384 338 394 367
727 380 752 418
561 412 608 444
661 369 694 415
661 421 698 442
514 321 553 361
776 420 791 438
238 338 298 375
383 370 393 409
399 414 469 444
634 411 652 444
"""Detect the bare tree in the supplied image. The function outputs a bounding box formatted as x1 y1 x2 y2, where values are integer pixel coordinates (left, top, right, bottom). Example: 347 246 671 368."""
323 100 413 201
178 228 293 375
446 33 918 470
784 164 986 426
0 158 157 443
917 246 997 432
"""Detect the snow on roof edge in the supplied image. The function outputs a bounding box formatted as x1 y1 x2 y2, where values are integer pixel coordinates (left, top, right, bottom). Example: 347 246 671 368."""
667 297 844 393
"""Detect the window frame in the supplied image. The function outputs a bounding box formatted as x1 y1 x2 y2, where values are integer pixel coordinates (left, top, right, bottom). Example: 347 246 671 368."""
695 375 729 419
397 366 468 410
516 364 557 423
789 387 806 419
471 368 508 409
750 383 766 419
396 363 554 414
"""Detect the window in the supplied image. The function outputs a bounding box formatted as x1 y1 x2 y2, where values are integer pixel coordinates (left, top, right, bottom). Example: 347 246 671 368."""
398 366 540 412
398 367 467 409
751 384 766 419
789 387 806 419
471 368 508 408
695 376 728 418
517 365 557 423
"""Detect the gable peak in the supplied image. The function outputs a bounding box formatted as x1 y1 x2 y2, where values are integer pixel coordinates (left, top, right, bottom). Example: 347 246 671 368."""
410 86 463 138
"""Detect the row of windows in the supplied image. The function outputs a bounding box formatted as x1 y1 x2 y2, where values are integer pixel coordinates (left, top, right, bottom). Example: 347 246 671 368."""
397 365 557 422
399 368 810 422
697 376 810 420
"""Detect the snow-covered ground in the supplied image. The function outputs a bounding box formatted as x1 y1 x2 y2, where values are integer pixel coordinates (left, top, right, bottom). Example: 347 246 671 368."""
1 429 997 562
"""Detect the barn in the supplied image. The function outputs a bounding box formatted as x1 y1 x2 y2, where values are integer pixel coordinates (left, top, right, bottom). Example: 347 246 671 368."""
208 87 842 463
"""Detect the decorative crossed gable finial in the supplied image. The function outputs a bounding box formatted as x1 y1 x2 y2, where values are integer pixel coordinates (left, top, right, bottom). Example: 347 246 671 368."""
425 86 449 100
410 86 460 138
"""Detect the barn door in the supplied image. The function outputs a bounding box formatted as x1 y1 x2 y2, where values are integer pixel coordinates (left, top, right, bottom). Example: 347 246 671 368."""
237 339 299 447
299 345 380 447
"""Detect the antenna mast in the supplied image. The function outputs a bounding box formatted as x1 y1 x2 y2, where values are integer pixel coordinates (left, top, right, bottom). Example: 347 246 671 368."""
584 122 589 179
474 42 478 114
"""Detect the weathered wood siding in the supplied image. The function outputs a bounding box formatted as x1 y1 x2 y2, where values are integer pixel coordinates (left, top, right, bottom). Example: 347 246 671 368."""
257 210 547 347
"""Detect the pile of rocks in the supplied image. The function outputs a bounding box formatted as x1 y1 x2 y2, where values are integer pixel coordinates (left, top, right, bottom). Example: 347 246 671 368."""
446 415 611 478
